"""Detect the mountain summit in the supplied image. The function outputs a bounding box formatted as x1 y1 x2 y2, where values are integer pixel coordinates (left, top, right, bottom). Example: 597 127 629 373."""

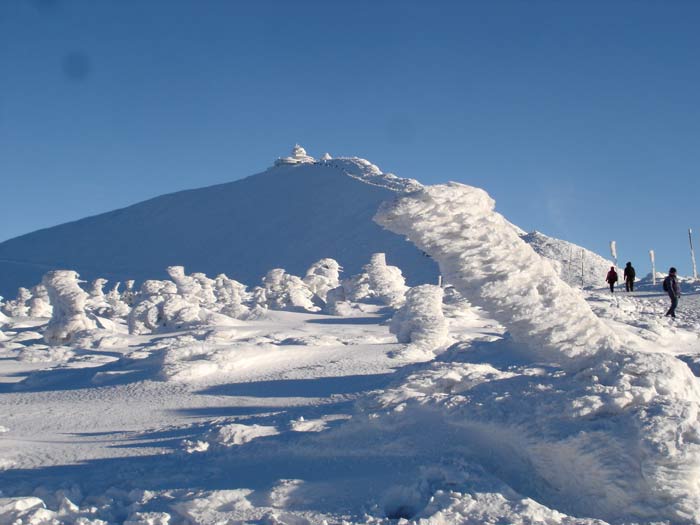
0 147 436 297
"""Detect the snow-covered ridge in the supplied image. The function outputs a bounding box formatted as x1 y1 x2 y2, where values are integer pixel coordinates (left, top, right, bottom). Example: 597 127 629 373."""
521 230 614 289
317 156 423 193
275 144 422 193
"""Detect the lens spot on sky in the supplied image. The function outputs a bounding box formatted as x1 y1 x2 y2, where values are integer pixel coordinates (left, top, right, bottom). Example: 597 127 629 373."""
61 52 92 82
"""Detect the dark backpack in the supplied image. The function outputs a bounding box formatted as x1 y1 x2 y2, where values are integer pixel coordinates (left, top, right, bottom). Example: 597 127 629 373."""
663 276 670 292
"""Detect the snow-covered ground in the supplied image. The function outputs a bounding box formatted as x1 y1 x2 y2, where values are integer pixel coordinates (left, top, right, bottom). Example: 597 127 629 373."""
2 281 699 523
2 179 700 525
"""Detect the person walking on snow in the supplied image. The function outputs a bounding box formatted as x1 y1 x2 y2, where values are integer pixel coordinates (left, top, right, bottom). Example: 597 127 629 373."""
623 262 636 292
606 266 618 293
663 267 681 318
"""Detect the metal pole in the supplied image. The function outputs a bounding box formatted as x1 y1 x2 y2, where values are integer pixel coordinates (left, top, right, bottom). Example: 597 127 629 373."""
650 249 656 286
689 228 698 281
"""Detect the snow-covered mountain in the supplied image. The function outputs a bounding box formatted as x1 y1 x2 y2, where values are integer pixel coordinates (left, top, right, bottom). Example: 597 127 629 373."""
0 147 435 297
0 146 612 298
520 230 614 289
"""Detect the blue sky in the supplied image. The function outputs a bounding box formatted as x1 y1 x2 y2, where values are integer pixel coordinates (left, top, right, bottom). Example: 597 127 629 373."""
1 0 699 277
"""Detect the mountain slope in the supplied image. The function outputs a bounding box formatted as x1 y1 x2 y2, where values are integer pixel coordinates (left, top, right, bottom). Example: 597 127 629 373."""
520 231 613 289
0 150 436 297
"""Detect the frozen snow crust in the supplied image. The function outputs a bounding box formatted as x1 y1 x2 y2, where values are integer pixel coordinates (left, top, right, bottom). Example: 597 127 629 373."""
375 182 700 523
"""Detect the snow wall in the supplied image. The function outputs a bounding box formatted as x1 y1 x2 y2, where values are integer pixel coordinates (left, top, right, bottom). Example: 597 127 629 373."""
375 182 700 523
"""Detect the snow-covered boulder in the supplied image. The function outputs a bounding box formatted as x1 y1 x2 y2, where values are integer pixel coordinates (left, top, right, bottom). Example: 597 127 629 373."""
364 253 407 307
42 270 96 345
390 285 447 350
303 258 342 303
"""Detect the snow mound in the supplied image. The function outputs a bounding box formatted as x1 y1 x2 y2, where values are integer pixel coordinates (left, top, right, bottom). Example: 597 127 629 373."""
374 182 700 523
210 423 279 446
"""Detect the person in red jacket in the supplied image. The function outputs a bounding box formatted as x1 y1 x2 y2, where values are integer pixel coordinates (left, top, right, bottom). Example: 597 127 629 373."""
605 266 618 293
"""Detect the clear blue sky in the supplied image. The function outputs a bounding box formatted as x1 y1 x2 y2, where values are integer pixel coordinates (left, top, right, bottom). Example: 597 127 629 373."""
1 1 699 277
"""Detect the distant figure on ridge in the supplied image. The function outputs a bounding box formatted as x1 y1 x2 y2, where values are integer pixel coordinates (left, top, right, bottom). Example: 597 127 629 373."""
605 266 618 293
623 262 636 292
663 267 681 318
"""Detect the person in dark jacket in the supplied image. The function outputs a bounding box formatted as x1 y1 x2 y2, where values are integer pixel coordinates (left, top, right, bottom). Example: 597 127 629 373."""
623 262 636 292
605 266 618 293
664 267 681 318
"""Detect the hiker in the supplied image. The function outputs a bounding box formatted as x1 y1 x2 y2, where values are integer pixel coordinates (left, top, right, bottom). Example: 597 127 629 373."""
605 266 618 293
663 267 681 318
623 262 636 292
